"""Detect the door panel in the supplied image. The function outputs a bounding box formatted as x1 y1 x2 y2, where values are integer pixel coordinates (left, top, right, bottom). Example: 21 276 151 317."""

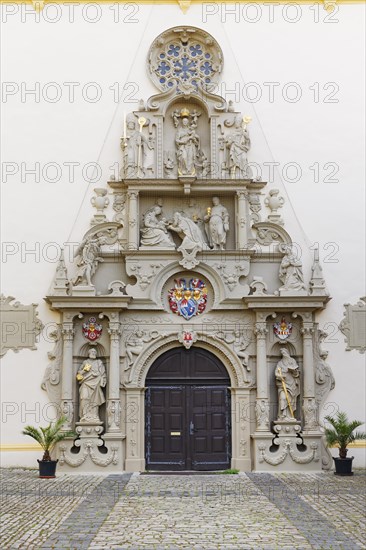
146 386 186 470
145 384 230 471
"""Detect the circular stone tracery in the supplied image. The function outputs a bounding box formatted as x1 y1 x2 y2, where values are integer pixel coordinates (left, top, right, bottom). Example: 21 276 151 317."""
148 26 223 93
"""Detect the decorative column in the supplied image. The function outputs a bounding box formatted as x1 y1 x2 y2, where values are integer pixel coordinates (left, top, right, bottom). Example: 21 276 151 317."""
128 191 139 250
301 318 317 430
61 319 75 431
254 321 270 431
107 318 122 432
236 191 247 250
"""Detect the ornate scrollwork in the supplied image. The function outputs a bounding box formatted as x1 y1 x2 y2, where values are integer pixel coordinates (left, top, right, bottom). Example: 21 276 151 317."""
59 441 119 467
258 439 319 465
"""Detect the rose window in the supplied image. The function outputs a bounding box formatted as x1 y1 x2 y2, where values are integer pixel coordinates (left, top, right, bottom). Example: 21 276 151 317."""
148 27 223 93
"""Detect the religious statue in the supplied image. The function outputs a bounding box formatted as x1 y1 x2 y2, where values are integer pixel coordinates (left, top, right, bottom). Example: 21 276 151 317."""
72 235 106 287
225 115 251 179
175 116 200 176
279 247 307 293
275 348 300 420
140 205 175 248
204 196 229 250
121 115 152 178
168 212 209 252
76 348 106 423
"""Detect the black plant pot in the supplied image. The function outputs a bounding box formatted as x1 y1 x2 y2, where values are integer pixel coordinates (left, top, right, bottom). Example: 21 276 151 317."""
37 459 58 479
333 456 354 476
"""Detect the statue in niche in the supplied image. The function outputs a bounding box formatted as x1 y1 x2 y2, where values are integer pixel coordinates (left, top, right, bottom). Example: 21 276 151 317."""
140 205 175 248
225 115 251 179
168 212 210 252
175 113 200 176
275 348 301 421
279 247 307 293
121 115 152 178
72 235 106 287
76 348 106 423
204 196 229 250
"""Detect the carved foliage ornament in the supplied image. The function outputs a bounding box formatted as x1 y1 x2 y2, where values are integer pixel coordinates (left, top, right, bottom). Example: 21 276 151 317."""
168 278 207 320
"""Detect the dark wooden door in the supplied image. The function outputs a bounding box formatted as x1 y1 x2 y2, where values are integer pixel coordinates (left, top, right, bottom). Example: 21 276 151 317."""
145 348 231 471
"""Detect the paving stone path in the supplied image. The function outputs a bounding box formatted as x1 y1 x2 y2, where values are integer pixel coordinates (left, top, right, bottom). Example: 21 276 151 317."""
1 468 365 549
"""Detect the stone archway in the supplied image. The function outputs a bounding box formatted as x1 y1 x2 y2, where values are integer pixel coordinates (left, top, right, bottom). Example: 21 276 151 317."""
145 346 231 471
124 337 252 472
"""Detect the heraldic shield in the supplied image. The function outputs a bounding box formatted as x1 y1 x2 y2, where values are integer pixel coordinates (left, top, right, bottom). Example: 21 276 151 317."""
82 316 102 342
168 278 207 320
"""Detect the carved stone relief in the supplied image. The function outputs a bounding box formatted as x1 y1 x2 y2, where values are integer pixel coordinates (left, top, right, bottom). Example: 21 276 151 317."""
264 189 285 226
0 295 43 357
339 297 366 353
41 326 62 404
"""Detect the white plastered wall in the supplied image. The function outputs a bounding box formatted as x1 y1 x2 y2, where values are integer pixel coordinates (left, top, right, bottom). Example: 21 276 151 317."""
1 3 365 467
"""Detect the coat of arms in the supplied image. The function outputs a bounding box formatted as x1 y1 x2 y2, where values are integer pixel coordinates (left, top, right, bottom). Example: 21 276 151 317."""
168 278 207 320
273 317 292 341
82 316 102 342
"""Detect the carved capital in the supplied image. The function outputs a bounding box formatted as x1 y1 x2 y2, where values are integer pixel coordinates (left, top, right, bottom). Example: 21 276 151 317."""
301 324 314 337
236 190 248 200
62 325 75 341
254 323 268 338
128 191 139 201
108 323 121 340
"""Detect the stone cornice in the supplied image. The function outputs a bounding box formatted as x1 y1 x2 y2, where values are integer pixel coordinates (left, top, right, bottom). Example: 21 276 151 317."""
243 295 330 311
45 295 131 311
108 179 267 195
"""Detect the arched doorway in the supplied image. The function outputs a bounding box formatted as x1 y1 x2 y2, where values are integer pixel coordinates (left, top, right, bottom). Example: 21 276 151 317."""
145 347 231 471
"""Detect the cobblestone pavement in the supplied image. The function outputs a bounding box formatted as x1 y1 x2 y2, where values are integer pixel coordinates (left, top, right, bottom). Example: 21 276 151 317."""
1 468 365 549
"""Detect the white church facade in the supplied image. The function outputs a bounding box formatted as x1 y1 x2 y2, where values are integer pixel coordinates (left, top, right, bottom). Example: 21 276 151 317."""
1 4 365 473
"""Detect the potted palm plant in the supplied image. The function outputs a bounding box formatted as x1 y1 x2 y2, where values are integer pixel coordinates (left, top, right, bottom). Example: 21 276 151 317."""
324 410 366 476
22 416 74 478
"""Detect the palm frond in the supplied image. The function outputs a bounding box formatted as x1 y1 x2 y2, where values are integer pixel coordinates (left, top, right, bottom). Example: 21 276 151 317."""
324 410 366 454
22 416 75 457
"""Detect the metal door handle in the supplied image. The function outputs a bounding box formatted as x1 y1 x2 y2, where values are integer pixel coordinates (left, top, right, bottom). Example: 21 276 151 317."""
189 421 196 435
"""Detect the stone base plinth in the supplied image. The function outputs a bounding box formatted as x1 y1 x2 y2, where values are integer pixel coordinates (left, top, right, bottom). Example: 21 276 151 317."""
125 458 145 472
57 423 124 473
279 288 307 297
252 424 323 472
71 285 96 296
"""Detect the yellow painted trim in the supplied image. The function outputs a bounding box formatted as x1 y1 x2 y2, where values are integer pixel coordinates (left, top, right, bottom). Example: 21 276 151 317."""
330 441 366 449
0 444 42 452
0 1 365 5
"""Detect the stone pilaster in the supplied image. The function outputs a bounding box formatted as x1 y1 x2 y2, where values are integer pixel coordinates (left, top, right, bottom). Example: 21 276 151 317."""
301 320 317 431
107 321 122 433
124 387 145 472
231 388 251 471
61 322 75 430
254 321 270 432
127 190 139 250
236 190 247 250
